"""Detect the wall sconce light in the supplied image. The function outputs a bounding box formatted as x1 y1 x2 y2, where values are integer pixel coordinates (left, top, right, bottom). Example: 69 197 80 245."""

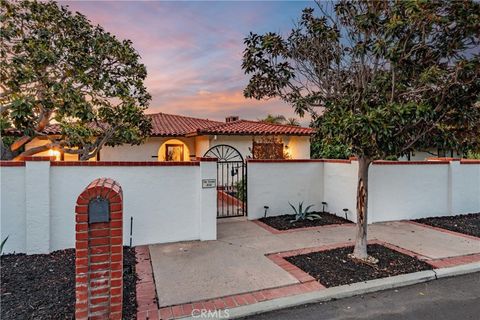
48 149 61 161
343 208 349 220
263 206 269 218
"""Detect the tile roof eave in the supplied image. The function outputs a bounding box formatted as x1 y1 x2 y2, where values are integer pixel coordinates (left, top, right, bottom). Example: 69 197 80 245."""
191 131 314 136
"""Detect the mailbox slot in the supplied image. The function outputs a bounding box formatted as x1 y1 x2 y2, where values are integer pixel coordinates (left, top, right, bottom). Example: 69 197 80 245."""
88 197 110 223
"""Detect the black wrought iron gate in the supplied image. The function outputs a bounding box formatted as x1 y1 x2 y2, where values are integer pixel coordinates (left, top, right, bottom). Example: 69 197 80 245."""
204 145 247 218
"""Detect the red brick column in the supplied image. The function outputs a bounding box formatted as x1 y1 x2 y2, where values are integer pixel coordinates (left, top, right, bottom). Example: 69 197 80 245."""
75 178 123 320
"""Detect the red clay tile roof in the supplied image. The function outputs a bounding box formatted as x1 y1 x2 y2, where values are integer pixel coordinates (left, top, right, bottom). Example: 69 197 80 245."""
4 112 315 137
148 113 222 136
188 119 314 136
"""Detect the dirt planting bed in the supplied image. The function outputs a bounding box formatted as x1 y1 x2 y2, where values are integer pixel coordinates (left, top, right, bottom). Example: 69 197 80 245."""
286 244 432 287
414 213 480 238
1 246 137 319
259 212 352 231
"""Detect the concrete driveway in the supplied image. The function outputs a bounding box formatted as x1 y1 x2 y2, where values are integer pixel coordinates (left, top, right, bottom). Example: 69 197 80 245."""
148 218 480 308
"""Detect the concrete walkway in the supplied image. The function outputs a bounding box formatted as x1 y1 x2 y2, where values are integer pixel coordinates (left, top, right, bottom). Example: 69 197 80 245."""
148 218 480 308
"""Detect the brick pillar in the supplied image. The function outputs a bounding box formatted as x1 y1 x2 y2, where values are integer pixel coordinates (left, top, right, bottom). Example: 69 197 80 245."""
75 178 123 320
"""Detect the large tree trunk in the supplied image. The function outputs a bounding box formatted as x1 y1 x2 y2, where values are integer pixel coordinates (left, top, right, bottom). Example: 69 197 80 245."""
352 156 372 260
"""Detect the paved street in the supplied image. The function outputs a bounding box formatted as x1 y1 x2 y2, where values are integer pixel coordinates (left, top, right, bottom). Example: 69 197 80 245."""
243 272 480 320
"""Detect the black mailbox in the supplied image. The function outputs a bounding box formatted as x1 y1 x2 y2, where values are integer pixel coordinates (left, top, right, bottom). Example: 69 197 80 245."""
88 197 110 223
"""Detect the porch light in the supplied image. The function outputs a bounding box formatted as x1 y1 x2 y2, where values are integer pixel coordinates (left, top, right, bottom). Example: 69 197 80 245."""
343 208 349 220
263 206 269 218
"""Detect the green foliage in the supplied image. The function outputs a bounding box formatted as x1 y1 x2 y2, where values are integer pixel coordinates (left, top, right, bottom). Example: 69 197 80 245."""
259 114 287 125
235 179 246 202
242 1 480 161
466 150 480 160
311 137 351 160
0 0 152 160
288 201 321 223
1 236 8 254
310 117 351 159
243 0 480 258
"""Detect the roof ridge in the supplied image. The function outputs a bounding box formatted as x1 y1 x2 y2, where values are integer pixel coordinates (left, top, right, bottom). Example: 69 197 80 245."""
147 112 223 124
240 119 312 130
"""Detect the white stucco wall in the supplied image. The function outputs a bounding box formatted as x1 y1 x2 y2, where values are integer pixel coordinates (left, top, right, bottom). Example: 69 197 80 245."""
27 134 311 162
100 137 196 161
247 161 324 220
1 160 217 254
247 160 480 223
208 135 311 160
323 162 358 221
0 166 26 253
454 163 480 213
368 163 449 222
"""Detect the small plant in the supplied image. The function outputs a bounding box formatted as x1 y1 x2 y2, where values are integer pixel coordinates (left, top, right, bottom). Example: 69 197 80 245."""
289 202 321 222
1 236 9 254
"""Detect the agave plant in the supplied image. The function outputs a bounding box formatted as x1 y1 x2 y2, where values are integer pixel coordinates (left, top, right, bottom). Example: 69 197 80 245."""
1 236 8 254
289 202 321 223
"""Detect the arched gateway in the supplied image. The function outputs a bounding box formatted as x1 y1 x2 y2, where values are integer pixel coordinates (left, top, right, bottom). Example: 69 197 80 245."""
204 145 246 218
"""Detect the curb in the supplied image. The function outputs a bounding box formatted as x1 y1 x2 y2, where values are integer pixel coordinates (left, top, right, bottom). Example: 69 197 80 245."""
433 261 480 279
180 262 480 319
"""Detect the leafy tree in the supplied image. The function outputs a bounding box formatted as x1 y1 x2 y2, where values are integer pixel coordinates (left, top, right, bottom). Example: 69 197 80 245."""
259 114 287 124
310 116 351 159
286 117 300 126
0 0 152 160
259 114 301 126
242 0 480 260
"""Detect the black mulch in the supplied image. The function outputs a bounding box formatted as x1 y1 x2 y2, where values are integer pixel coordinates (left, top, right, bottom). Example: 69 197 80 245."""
414 213 480 238
286 244 432 288
259 212 352 231
1 246 137 320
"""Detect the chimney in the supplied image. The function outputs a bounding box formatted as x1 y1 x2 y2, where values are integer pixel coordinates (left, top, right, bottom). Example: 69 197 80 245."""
225 116 239 123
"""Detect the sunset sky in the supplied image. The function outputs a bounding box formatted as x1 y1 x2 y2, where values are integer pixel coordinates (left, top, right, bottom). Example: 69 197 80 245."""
59 0 314 123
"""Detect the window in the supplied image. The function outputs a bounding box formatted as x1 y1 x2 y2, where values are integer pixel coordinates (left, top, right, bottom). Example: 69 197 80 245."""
165 144 184 161
252 141 284 159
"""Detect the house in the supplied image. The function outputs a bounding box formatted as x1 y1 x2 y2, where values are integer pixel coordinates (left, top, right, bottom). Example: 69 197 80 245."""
24 112 315 162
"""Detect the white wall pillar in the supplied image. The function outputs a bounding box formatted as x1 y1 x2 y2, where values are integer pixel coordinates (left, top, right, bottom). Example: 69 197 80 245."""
199 159 217 240
25 158 51 254
448 160 461 215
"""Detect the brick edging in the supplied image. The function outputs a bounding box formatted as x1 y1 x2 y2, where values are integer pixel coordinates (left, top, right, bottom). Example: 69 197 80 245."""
404 220 480 241
427 253 480 268
158 282 324 319
247 159 351 163
252 219 354 235
246 159 465 165
372 160 450 165
135 246 159 319
460 159 480 164
0 161 25 167
266 239 478 276
51 161 200 166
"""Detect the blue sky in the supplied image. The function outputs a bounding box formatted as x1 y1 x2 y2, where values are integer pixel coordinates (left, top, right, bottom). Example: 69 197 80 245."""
59 1 316 122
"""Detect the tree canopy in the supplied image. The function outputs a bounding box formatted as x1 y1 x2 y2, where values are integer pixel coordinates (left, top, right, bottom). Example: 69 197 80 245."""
243 0 480 161
242 0 480 259
0 0 152 160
